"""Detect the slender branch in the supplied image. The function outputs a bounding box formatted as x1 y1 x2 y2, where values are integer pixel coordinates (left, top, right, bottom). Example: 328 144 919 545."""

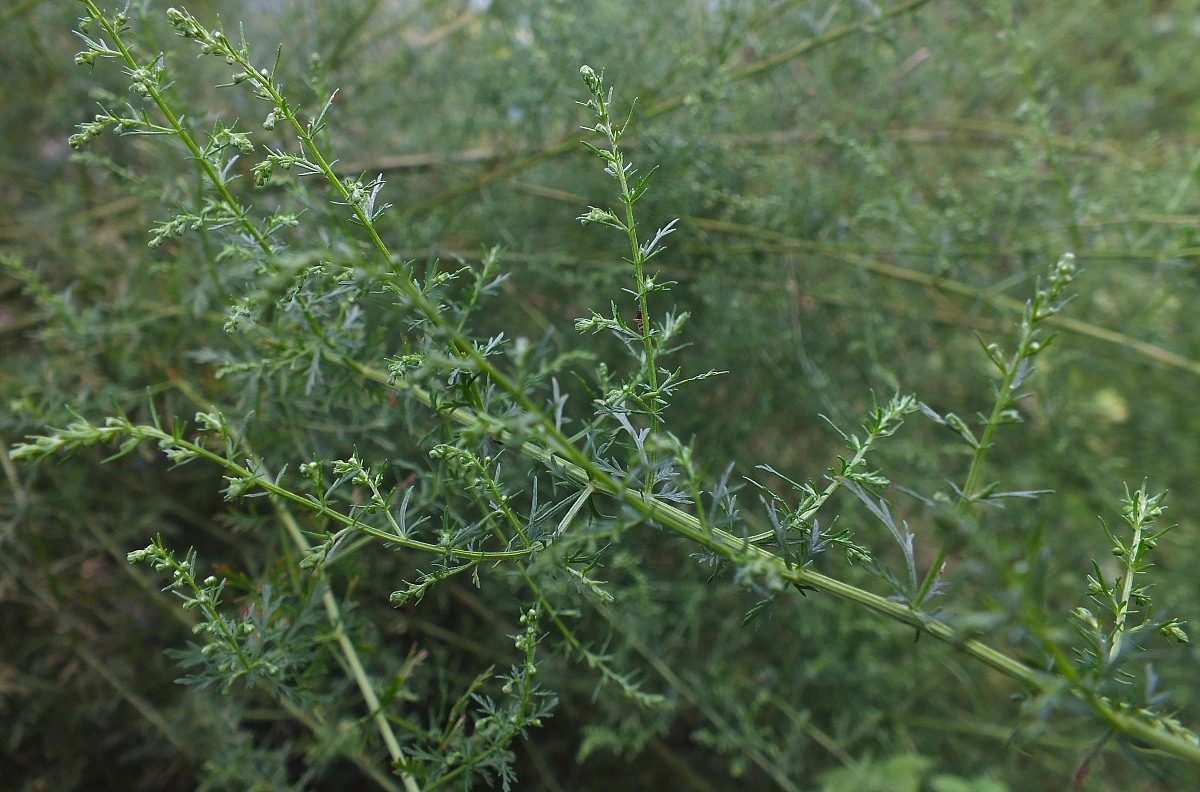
331 354 1200 767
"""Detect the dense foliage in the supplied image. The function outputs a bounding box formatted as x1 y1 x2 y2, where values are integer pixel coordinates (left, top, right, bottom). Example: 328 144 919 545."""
4 1 1200 790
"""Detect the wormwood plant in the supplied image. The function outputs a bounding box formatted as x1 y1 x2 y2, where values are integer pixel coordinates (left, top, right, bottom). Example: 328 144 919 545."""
7 2 1200 789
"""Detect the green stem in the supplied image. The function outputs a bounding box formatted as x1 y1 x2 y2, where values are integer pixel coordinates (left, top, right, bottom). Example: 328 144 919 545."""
746 412 900 543
338 356 1200 767
958 349 1021 507
141 422 540 562
81 1 275 259
273 503 415 790
613 144 661 437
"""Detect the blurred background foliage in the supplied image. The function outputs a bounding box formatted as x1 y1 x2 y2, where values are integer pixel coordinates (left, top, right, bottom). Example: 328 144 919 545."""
3 0 1200 789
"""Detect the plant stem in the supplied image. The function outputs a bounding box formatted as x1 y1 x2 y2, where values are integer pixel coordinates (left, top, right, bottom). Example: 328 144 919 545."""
81 1 275 259
334 356 1200 767
272 502 416 790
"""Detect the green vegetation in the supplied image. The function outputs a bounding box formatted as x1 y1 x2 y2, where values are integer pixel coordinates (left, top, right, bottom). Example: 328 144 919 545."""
3 1 1200 789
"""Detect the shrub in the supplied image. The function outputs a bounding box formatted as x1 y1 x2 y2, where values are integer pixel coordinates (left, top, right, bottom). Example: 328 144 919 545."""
3 2 1199 790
